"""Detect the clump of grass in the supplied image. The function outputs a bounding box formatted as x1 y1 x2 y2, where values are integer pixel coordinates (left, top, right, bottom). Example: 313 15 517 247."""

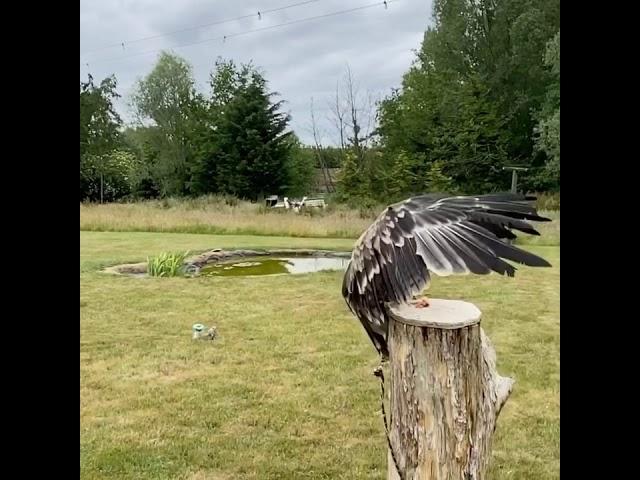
147 251 189 277
532 192 560 211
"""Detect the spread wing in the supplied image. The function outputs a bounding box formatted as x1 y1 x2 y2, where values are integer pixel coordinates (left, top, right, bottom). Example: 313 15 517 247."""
341 192 551 357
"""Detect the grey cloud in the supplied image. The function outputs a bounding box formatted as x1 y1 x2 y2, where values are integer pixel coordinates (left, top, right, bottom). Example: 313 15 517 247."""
81 0 431 144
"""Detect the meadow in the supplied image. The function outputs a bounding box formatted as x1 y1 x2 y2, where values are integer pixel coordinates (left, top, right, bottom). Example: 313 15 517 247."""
80 202 559 479
80 195 560 245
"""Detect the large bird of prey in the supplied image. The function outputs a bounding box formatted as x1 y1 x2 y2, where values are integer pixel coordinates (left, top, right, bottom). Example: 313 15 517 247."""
341 193 552 359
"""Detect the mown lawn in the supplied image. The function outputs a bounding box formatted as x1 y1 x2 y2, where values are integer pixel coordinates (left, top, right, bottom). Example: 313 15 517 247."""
80 231 559 479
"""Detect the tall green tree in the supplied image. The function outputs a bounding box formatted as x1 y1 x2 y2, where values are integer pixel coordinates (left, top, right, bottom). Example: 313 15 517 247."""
377 0 560 194
189 58 247 195
122 126 162 198
131 52 202 196
192 60 293 199
485 1 559 160
80 74 123 201
534 30 560 188
378 70 508 193
80 74 121 158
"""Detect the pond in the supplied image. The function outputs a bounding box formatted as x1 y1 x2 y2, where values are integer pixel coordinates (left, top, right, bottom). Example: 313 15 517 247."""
198 256 350 277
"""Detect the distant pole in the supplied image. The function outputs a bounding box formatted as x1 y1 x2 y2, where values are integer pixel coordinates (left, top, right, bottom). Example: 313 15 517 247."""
502 166 529 245
502 166 528 194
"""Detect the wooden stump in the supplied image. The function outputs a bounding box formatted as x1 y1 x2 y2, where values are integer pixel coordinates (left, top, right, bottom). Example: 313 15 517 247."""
386 299 514 480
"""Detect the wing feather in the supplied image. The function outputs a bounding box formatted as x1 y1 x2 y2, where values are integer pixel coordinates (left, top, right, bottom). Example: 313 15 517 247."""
342 193 552 357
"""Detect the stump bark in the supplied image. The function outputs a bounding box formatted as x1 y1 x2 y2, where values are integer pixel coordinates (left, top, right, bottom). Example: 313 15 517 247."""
386 299 514 480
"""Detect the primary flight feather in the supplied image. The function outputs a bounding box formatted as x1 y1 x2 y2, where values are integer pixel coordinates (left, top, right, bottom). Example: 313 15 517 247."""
341 192 552 358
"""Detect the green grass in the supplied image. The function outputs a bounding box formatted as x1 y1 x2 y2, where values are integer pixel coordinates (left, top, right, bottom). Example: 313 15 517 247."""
80 232 559 480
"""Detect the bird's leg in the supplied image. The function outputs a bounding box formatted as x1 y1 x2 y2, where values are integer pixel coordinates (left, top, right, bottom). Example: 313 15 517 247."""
411 295 430 308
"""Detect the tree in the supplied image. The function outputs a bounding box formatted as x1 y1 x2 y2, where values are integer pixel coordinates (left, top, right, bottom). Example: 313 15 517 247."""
192 60 293 199
329 66 377 163
534 30 560 188
377 0 559 195
327 66 385 201
386 153 455 201
284 135 316 197
387 151 423 199
131 52 202 197
379 68 509 193
309 97 336 193
336 150 366 201
190 59 256 195
425 160 455 193
80 74 123 201
80 150 138 202
486 3 558 175
122 126 162 198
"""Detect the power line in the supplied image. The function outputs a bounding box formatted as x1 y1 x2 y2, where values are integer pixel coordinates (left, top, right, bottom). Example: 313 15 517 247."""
81 0 325 57
81 0 397 68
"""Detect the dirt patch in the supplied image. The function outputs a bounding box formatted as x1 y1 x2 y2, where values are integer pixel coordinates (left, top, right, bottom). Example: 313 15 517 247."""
102 262 147 275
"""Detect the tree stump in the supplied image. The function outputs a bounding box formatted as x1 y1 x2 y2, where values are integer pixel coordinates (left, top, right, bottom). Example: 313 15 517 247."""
386 299 514 480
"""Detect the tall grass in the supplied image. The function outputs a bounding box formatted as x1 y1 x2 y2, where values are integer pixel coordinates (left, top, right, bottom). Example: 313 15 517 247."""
80 194 559 245
532 191 560 211
80 196 373 239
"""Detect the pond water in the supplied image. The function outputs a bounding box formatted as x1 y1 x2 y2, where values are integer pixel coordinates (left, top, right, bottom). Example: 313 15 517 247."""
198 256 350 277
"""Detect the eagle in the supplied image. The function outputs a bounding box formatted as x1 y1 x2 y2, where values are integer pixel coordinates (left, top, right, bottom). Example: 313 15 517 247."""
341 193 552 359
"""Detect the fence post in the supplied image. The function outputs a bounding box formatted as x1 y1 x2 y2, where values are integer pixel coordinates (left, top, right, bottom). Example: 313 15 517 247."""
386 299 514 480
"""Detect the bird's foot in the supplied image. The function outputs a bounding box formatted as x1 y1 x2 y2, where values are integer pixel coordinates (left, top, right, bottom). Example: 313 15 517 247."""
411 296 430 308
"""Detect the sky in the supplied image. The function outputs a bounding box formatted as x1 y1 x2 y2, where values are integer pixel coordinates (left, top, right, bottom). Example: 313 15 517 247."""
80 0 431 145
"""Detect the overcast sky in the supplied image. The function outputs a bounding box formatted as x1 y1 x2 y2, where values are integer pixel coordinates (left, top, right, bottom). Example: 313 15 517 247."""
80 0 431 145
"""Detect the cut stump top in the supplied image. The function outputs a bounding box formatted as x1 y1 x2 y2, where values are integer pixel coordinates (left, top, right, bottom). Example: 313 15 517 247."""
389 299 482 329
